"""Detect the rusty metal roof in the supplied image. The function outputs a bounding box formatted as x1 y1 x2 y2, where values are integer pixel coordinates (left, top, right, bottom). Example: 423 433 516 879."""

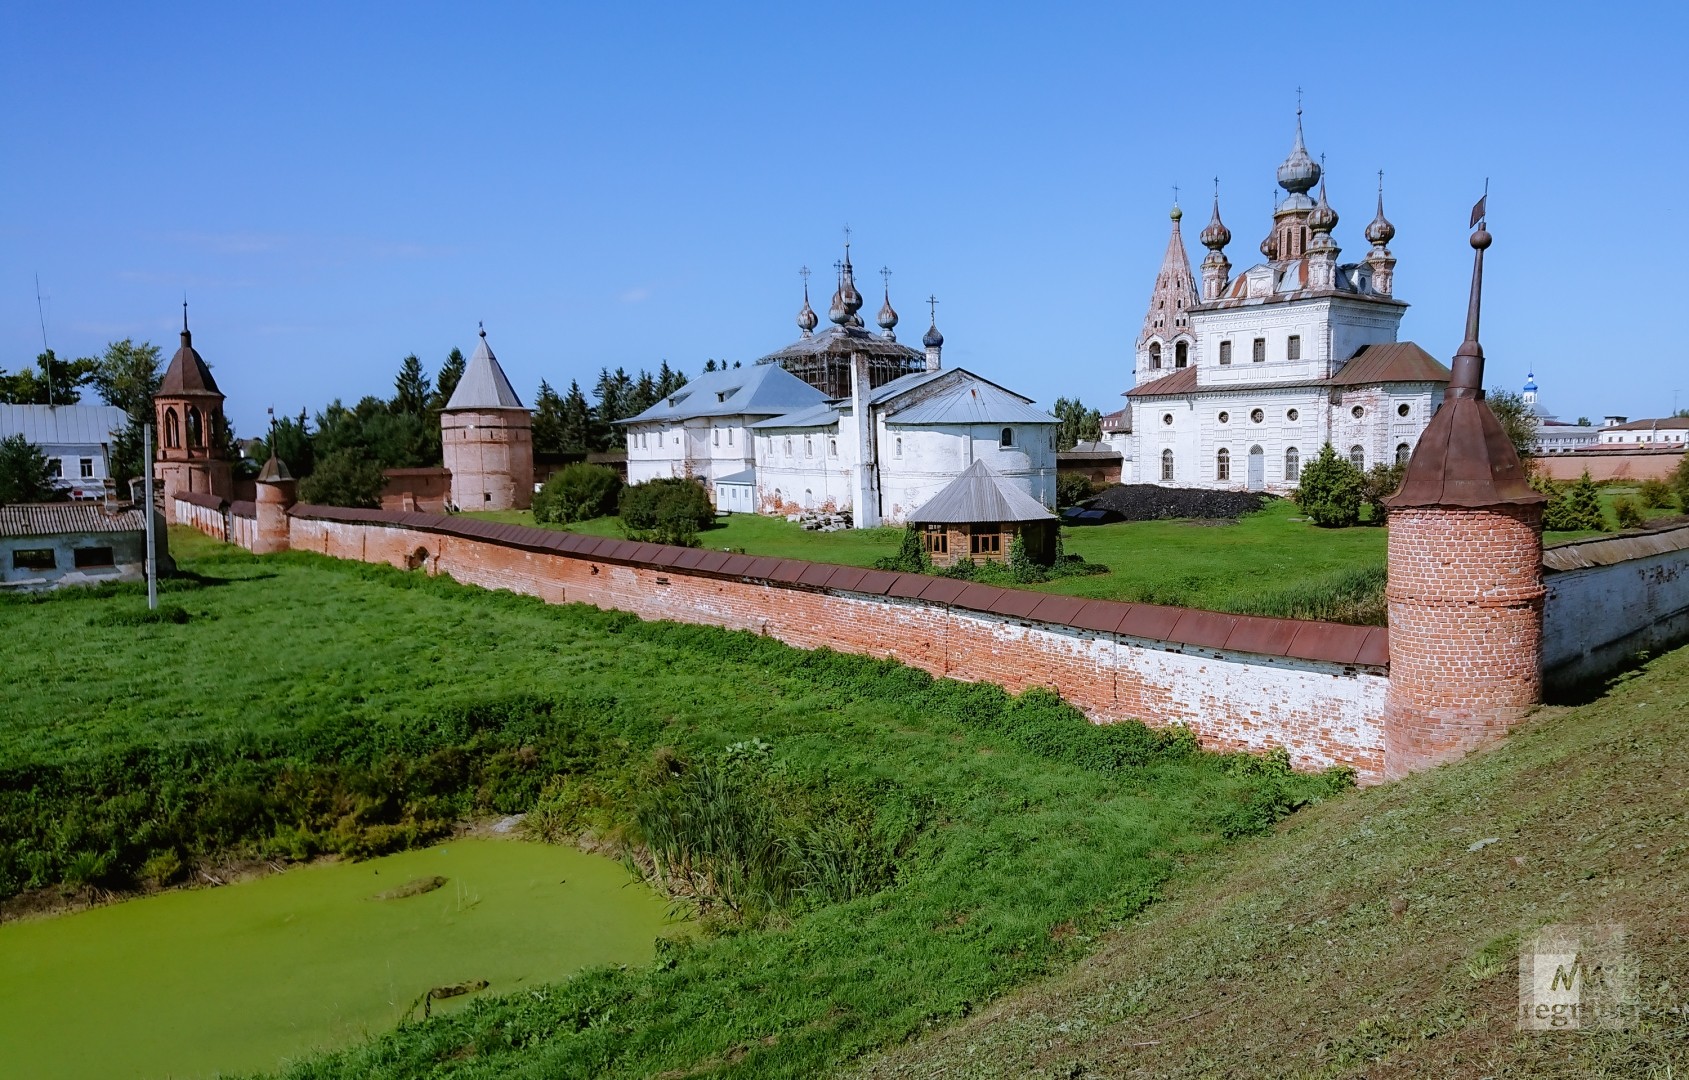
1329 342 1450 385
159 327 222 397
1125 367 1199 397
0 503 148 537
1543 521 1689 571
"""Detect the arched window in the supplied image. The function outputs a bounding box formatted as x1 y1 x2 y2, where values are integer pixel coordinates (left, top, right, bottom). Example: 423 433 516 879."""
1285 447 1300 482
1161 449 1174 482
1349 445 1366 470
784 436 793 456
186 406 203 448
804 488 814 509
828 438 838 457
1000 427 1014 447
1216 448 1230 482
1396 442 1411 465
895 436 903 458
804 435 813 458
1149 342 1162 369
1175 341 1188 368
164 408 180 449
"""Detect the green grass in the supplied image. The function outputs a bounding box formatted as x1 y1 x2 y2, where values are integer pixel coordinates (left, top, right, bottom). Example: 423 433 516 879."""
848 643 1689 1079
0 529 1344 1080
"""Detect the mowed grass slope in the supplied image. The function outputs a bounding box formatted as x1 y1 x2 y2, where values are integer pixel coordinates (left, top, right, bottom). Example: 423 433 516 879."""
850 644 1689 1079
1 529 1342 1079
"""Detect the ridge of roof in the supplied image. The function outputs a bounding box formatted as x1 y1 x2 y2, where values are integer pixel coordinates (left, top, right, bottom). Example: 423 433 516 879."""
907 459 1056 524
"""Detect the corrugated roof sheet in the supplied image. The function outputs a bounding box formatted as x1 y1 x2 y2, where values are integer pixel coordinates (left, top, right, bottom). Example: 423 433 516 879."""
0 503 148 537
1330 342 1451 386
444 331 526 411
622 363 827 424
907 459 1056 524
0 404 128 445
714 468 756 485
1543 521 1689 571
886 379 1057 426
750 402 841 430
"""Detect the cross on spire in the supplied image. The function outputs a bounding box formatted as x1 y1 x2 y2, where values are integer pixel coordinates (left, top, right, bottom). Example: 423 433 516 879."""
1172 183 1180 204
1296 86 1303 117
799 265 810 286
879 266 892 289
842 223 852 257
927 294 939 323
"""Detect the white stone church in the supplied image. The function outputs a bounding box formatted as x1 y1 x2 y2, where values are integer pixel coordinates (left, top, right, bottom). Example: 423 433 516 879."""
1124 114 1450 491
622 247 1058 525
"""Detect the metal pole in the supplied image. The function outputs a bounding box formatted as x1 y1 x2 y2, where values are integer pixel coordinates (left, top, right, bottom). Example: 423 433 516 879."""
143 423 157 611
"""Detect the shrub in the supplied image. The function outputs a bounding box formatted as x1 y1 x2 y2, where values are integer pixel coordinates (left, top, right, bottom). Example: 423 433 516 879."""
619 477 714 547
0 433 56 504
1637 478 1672 509
1671 454 1689 511
1360 462 1406 524
1544 470 1608 532
875 525 931 573
298 448 384 508
534 463 621 525
1056 473 1094 508
1613 496 1645 530
1295 444 1364 527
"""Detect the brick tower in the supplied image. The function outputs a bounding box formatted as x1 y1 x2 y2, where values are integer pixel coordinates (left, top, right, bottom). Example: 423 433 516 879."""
1133 201 1200 387
154 304 233 517
440 325 533 511
1381 206 1546 780
253 450 296 554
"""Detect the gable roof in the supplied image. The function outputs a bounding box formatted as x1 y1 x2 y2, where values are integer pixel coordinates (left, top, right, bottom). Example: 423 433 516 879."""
1329 342 1450 386
0 404 128 446
907 459 1056 524
0 503 148 537
885 377 1057 426
622 363 828 425
444 330 526 411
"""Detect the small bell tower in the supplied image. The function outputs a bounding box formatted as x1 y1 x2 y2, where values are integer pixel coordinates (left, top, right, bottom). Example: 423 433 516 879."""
154 303 233 516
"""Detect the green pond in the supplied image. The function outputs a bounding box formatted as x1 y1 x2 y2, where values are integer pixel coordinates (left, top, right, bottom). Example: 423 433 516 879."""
0 838 682 1079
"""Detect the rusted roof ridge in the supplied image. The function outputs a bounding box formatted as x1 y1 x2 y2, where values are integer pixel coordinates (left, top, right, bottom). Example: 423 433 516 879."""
1542 521 1689 572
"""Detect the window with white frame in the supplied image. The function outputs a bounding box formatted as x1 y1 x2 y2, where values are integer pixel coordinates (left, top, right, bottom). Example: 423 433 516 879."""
1285 447 1300 481
1216 448 1230 482
1349 445 1365 469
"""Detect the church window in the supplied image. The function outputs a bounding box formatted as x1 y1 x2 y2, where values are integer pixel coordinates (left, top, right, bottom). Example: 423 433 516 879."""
785 436 793 456
1349 445 1366 469
804 488 814 508
1000 427 1014 447
1150 343 1162 369
1286 408 1299 421
829 438 837 457
1216 448 1230 482
924 526 948 555
1396 442 1411 465
1251 408 1264 424
1285 447 1300 481
1252 338 1266 363
1161 449 1174 481
1397 403 1410 417
1219 341 1232 365
164 408 180 448
1352 405 1365 419
805 436 813 457
1287 335 1301 360
1175 342 1188 368
186 407 203 448
1301 226 1308 252
1217 411 1229 424
713 428 719 446
728 428 734 445
895 436 903 458
1162 413 1173 426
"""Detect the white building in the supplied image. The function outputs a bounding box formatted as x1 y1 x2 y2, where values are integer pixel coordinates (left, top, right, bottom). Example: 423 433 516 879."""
0 404 129 499
1125 115 1449 491
621 364 827 486
1598 417 1689 447
1522 372 1601 454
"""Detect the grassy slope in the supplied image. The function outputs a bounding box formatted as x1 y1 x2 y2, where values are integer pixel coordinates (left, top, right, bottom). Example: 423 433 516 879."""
850 646 1689 1079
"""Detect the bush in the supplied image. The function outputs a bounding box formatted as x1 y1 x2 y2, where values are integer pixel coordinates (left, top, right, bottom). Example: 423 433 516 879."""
1671 454 1689 511
1295 444 1364 527
619 477 714 547
1056 473 1095 508
0 433 56 504
298 448 384 508
1637 478 1673 509
1361 462 1406 524
875 525 931 573
534 463 621 525
1613 496 1645 530
1543 470 1608 532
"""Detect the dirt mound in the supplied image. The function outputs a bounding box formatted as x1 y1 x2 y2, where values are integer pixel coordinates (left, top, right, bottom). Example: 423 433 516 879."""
1087 484 1273 522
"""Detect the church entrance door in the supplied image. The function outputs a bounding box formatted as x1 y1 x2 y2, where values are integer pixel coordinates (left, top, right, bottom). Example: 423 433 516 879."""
1247 446 1264 491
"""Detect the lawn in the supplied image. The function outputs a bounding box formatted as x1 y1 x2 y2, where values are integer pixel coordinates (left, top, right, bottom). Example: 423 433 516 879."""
0 530 1341 1080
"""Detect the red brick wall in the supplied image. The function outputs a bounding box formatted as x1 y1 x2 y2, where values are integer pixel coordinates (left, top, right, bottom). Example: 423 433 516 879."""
1382 504 1544 779
282 513 1391 781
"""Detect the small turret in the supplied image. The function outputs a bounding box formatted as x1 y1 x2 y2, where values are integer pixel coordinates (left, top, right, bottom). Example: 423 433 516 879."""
1199 180 1232 301
796 266 818 336
877 267 899 341
1365 171 1398 296
1305 172 1341 290
922 294 943 371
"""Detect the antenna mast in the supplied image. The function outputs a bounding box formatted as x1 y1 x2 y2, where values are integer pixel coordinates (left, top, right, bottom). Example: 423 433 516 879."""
35 274 53 405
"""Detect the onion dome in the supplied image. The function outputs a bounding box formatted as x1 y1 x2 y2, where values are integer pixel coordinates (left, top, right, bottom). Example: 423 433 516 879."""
1275 112 1321 196
1523 371 1538 394
1200 194 1231 251
797 287 818 334
1260 229 1279 260
1170 202 1183 222
1308 177 1338 233
877 290 898 333
1365 179 1396 248
923 317 944 349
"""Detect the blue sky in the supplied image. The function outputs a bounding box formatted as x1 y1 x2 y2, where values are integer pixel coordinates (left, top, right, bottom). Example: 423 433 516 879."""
4 2 1686 435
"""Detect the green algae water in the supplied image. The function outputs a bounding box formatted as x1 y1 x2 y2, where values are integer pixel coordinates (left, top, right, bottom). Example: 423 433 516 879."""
0 839 681 1080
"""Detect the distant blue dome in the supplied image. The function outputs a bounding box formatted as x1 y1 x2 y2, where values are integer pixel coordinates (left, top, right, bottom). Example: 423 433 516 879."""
1523 371 1538 393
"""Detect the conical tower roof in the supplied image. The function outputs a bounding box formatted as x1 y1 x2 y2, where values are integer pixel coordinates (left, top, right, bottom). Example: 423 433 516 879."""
444 326 526 411
159 305 222 397
1138 204 1200 346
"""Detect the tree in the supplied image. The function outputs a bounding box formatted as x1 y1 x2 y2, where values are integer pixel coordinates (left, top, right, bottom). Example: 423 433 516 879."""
392 355 431 417
297 448 384 508
0 434 56 503
559 380 593 453
90 338 163 487
532 380 567 455
1675 408 1689 419
593 367 634 449
627 371 658 419
431 347 466 411
619 477 714 546
1486 388 1538 472
252 413 315 477
703 360 718 373
1576 416 1591 426
1360 461 1406 524
0 350 97 404
1051 397 1103 452
1541 470 1607 532
532 463 622 524
656 361 686 396
1668 453 1689 512
1295 443 1364 527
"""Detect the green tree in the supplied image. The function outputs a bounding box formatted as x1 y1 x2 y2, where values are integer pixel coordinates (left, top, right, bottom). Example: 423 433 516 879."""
1543 470 1608 532
532 380 567 455
1486 388 1538 471
559 380 593 452
0 434 56 503
593 367 634 450
1051 397 1103 451
1360 461 1406 524
0 350 97 405
1668 454 1689 512
533 463 622 524
392 355 431 417
656 360 686 396
1295 443 1365 527
703 359 718 373
431 347 466 411
627 371 659 419
297 448 384 508
619 477 714 546
252 414 315 477
89 338 163 486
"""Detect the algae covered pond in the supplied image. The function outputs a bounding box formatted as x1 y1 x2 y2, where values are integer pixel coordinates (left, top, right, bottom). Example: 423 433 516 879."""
0 838 681 1080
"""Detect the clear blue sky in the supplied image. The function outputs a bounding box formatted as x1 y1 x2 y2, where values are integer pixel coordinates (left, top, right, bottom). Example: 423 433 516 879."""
4 2 1686 435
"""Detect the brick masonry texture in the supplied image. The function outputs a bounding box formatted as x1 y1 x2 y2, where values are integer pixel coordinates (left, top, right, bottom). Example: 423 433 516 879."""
277 505 1391 782
1382 504 1544 780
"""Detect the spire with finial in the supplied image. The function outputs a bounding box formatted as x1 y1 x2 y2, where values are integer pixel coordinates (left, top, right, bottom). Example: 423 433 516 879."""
1200 178 1233 301
181 298 191 346
1308 160 1338 235
1200 178 1231 251
922 294 943 349
1276 94 1321 199
876 266 899 338
1365 169 1396 248
1364 169 1398 296
829 226 864 326
796 265 818 335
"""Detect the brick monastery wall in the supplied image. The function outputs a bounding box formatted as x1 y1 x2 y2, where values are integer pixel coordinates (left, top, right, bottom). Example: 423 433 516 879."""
1535 448 1684 483
284 506 1391 781
1542 524 1689 692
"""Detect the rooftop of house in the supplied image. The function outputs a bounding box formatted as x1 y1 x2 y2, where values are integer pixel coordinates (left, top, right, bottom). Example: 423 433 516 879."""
0 404 128 446
621 363 828 425
0 503 148 538
907 459 1056 525
444 328 526 411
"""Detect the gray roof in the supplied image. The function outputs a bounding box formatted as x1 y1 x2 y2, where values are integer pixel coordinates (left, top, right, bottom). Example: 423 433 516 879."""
0 404 129 446
756 323 927 367
621 364 827 425
0 503 148 537
750 402 842 430
714 468 756 485
444 330 526 411
886 378 1057 427
907 459 1056 525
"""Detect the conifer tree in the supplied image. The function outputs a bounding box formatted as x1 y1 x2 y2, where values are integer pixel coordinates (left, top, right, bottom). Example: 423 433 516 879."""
392 355 431 416
532 380 567 455
560 380 593 452
1295 443 1364 527
431 347 466 410
1544 470 1608 532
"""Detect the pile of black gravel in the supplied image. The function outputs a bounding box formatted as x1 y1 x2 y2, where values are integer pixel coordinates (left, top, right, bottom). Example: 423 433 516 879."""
1086 484 1275 523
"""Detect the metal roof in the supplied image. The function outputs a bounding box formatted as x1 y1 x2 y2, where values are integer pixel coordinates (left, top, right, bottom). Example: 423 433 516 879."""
622 363 827 424
751 402 841 430
159 327 222 397
756 323 927 366
1544 522 1689 571
886 379 1057 427
0 404 128 446
0 503 148 537
1329 342 1450 386
1603 417 1689 432
907 459 1056 524
444 330 526 411
714 468 756 485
